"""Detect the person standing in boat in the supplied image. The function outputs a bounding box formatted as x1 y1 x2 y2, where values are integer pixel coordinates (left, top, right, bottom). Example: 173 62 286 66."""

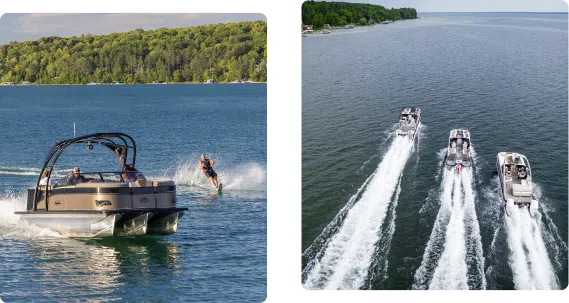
199 154 219 189
67 167 89 185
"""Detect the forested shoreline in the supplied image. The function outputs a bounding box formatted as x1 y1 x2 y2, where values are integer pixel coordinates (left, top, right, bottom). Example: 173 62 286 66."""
0 21 267 84
302 1 417 29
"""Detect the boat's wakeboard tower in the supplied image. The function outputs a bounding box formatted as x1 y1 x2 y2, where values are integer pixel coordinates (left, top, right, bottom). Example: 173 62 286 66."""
18 132 187 237
34 133 136 210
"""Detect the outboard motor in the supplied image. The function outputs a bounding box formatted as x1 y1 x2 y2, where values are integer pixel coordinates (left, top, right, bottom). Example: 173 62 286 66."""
456 164 461 174
530 200 539 217
506 198 514 216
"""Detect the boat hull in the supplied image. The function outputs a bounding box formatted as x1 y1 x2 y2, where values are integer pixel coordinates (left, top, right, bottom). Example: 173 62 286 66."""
496 152 535 216
15 208 187 238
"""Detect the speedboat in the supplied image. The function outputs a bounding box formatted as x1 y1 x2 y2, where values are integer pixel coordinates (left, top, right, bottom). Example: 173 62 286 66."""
302 29 314 35
395 107 421 140
445 129 472 173
321 30 331 34
496 152 538 216
15 133 188 237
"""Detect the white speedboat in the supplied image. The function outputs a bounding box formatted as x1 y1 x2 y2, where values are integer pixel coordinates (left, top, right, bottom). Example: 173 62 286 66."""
395 107 421 141
445 129 472 173
302 29 314 35
496 152 538 216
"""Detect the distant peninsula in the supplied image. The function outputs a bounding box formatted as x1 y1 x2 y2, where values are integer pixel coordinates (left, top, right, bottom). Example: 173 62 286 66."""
0 21 267 84
302 1 417 29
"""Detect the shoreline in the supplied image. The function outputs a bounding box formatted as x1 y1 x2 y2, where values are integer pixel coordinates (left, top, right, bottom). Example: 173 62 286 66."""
0 82 267 86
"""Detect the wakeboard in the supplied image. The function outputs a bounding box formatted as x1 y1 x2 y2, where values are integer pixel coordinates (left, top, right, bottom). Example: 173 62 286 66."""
217 183 223 195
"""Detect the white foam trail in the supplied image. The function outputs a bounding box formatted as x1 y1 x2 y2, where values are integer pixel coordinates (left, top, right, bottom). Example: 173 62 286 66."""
0 170 39 176
303 135 413 290
0 166 41 172
165 160 266 191
414 167 485 290
505 205 559 289
461 169 487 289
0 190 62 238
429 171 468 289
302 166 378 273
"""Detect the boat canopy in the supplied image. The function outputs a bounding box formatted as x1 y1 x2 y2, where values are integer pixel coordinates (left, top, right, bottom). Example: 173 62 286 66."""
34 133 137 210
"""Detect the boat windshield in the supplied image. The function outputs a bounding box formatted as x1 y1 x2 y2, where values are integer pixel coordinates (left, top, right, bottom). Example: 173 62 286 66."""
53 171 146 187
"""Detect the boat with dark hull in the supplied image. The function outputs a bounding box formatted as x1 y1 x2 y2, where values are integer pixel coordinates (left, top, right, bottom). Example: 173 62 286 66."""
395 107 421 140
445 129 472 173
15 133 187 237
496 152 538 216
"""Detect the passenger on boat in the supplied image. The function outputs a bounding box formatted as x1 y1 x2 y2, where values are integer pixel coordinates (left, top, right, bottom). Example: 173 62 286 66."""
122 165 138 182
39 170 57 186
67 167 90 185
518 167 527 179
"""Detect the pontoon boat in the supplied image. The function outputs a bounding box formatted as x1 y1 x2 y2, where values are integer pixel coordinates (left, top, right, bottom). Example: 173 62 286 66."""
445 129 472 173
395 107 421 140
15 133 188 237
496 152 538 216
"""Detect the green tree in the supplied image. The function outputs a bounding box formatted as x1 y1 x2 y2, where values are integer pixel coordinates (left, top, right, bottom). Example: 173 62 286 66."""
0 21 267 84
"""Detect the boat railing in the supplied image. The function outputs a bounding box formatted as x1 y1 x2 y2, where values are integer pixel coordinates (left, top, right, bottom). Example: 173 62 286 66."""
51 171 146 187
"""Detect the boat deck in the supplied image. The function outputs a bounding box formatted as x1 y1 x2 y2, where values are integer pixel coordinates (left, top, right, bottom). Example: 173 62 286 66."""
503 177 533 204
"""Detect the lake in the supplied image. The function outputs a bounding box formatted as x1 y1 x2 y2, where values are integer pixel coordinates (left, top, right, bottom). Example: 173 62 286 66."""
302 13 567 290
0 84 267 301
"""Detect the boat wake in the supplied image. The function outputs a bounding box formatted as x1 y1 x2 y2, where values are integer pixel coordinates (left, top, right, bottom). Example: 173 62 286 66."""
482 178 565 290
302 134 414 289
167 161 266 192
0 189 62 238
505 200 559 289
413 167 486 290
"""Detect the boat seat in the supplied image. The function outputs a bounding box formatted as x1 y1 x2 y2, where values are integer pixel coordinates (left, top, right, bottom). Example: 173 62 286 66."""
449 147 456 154
462 142 468 154
513 182 532 196
153 180 175 187
128 179 149 187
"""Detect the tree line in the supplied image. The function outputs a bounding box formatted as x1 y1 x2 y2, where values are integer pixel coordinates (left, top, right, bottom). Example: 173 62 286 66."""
0 21 267 84
302 1 417 29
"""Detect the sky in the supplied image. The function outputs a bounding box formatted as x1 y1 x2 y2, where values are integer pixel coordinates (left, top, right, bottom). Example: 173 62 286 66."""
0 13 266 45
342 0 568 13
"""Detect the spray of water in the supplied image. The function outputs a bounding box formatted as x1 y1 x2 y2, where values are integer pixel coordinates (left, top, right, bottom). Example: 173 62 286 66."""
413 167 485 290
0 190 62 238
505 204 559 289
166 160 266 191
302 135 414 289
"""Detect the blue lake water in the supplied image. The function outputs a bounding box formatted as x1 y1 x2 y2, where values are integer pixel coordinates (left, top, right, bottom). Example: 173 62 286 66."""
0 84 267 301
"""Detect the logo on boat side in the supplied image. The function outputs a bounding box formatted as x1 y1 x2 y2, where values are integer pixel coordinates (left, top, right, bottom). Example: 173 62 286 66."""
96 200 112 207
140 197 149 203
